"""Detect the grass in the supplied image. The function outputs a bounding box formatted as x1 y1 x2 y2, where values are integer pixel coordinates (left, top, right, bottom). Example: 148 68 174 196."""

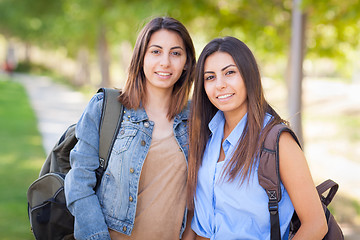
0 77 45 239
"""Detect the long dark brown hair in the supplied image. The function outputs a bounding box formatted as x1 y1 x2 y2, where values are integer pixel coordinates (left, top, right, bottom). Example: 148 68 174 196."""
187 36 287 209
119 17 196 119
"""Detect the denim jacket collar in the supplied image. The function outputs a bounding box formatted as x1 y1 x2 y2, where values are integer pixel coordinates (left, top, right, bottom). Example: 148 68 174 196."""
125 107 149 123
125 102 189 125
174 103 189 126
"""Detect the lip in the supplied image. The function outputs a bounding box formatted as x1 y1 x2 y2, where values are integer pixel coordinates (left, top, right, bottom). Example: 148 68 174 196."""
155 71 172 78
216 93 234 100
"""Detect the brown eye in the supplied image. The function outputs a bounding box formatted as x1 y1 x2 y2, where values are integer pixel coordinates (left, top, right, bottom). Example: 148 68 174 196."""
205 75 215 81
225 70 235 75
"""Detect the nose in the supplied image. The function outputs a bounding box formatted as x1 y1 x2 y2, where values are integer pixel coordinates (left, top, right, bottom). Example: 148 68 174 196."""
160 54 170 68
215 75 226 89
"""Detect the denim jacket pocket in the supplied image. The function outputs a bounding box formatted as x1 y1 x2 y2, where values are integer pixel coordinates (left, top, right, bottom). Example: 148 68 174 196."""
98 171 130 220
112 127 138 154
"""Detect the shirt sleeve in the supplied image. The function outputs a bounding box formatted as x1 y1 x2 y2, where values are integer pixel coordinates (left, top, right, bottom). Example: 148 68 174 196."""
64 92 111 240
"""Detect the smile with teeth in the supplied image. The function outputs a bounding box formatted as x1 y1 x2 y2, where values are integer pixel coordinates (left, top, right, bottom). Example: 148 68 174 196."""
217 93 234 99
156 72 172 76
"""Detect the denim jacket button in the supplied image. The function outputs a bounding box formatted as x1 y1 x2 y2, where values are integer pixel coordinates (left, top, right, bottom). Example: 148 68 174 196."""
141 140 146 146
129 196 133 202
144 122 150 128
123 226 127 232
130 168 134 173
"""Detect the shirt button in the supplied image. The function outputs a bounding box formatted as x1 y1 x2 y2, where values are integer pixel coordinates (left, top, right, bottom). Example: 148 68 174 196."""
141 140 146 146
129 196 133 202
120 130 125 135
144 122 150 128
123 226 127 232
130 168 134 173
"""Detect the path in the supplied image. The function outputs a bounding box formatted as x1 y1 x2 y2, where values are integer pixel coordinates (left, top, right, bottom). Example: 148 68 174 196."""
14 73 89 155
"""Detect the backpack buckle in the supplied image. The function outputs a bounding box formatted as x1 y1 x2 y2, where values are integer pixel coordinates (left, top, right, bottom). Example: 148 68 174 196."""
268 200 278 215
99 158 105 168
267 190 278 216
267 190 277 201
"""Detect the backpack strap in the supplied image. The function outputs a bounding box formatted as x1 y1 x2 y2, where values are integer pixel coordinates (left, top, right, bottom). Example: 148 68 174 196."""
316 179 338 207
95 88 124 186
258 123 301 240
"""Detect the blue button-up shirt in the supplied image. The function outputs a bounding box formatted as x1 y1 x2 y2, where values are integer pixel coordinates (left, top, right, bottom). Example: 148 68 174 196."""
65 92 189 240
191 110 294 240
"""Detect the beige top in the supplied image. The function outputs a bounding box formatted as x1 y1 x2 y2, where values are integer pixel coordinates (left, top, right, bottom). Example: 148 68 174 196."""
109 132 187 240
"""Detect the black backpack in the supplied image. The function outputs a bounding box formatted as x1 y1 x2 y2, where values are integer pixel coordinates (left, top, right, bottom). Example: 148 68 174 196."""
27 88 124 240
258 124 344 240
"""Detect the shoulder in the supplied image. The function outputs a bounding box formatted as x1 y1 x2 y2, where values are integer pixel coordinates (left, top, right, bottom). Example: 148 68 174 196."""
80 92 105 122
88 91 104 107
278 129 303 170
278 126 301 150
177 100 191 120
279 131 298 147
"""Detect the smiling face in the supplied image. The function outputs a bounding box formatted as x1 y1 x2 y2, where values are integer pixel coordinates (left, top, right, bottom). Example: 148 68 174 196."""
143 29 187 93
203 51 248 120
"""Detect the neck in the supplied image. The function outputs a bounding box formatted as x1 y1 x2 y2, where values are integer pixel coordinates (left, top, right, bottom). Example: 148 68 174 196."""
223 108 247 138
144 86 173 118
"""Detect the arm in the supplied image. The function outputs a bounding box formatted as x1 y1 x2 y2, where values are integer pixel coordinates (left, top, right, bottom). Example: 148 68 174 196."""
64 93 111 240
181 210 196 240
279 132 328 240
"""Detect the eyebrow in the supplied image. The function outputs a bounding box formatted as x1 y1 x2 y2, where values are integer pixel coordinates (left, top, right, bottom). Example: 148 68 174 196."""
221 64 236 71
148 45 184 51
204 64 236 75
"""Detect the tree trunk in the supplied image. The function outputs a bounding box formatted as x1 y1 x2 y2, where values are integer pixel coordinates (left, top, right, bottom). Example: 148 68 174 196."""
24 42 31 62
288 0 307 146
74 47 90 87
97 24 111 87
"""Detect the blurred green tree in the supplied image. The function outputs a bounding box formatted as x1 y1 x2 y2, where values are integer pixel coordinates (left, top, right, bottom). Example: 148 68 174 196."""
0 0 359 83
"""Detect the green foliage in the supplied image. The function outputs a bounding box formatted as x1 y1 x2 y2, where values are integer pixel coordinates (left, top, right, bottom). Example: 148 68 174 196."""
0 0 359 73
0 79 45 239
16 61 51 75
303 0 360 60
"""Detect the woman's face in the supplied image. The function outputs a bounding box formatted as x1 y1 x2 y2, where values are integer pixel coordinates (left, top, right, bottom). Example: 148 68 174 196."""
143 29 187 93
203 51 248 119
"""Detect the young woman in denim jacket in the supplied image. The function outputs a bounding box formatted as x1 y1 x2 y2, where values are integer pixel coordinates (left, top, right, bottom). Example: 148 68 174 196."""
65 17 195 240
186 37 327 240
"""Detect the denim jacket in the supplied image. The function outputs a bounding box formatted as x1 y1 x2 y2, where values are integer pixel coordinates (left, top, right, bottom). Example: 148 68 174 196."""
64 92 189 240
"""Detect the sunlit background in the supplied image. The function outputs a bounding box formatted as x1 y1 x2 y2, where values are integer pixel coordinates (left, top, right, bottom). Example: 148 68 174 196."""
0 0 359 239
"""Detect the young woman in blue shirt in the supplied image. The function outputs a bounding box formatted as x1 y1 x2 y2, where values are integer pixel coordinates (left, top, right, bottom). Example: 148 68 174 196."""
186 37 327 240
65 17 196 240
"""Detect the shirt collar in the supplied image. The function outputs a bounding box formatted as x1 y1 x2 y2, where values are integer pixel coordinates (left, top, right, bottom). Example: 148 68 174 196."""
208 110 225 134
226 113 248 147
209 110 248 147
